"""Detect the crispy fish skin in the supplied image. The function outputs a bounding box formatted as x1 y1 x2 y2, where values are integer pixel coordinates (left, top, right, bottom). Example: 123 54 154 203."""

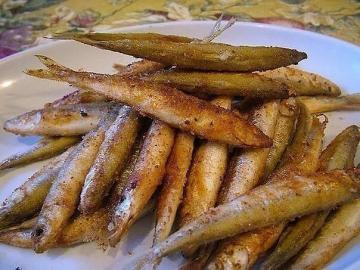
260 67 341 97
0 148 73 230
261 125 360 270
178 97 231 257
298 94 360 114
0 136 79 170
79 106 142 214
263 98 298 178
154 132 195 245
61 34 307 72
207 106 324 270
67 197 162 246
26 56 271 148
4 102 116 136
131 170 360 270
149 71 289 98
108 121 175 247
32 112 117 253
290 198 360 270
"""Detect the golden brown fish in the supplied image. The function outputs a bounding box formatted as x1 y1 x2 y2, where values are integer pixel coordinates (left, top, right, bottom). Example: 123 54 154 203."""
261 125 360 270
181 99 279 269
154 132 194 245
130 169 360 270
0 133 151 250
108 121 175 247
0 148 73 230
4 102 117 136
218 100 279 203
0 196 156 249
298 94 360 114
178 96 231 257
54 32 307 72
25 55 271 148
0 217 36 233
149 71 289 98
207 103 325 270
49 58 164 108
260 67 341 97
290 197 360 270
79 106 142 214
263 98 298 178
0 209 109 249
32 111 118 253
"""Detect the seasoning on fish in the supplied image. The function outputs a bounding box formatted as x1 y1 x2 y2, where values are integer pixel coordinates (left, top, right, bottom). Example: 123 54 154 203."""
32 111 118 253
207 103 325 270
218 100 279 203
79 106 142 213
183 99 279 269
108 121 175 247
0 148 73 230
154 132 194 245
290 198 360 270
130 169 360 270
261 125 360 270
54 32 307 72
0 196 156 249
0 217 36 233
178 97 231 256
149 71 289 98
49 58 165 107
260 67 341 96
26 55 272 148
263 98 298 178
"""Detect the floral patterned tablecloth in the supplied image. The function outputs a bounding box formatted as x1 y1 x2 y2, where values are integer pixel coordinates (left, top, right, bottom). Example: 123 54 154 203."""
1 0 359 58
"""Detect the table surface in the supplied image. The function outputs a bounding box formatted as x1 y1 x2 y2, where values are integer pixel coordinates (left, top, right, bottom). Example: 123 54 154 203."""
0 0 359 58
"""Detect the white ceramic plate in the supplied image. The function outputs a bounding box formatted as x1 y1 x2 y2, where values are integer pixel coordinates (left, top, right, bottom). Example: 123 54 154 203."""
0 21 359 270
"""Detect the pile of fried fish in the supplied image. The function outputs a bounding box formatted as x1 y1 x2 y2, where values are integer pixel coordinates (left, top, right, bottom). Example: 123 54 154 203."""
1 28 360 270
